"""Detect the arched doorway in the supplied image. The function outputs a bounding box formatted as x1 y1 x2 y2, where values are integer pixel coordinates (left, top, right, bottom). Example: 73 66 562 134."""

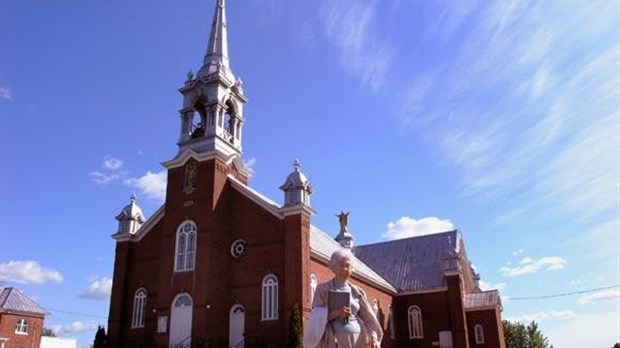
229 304 245 348
169 293 193 347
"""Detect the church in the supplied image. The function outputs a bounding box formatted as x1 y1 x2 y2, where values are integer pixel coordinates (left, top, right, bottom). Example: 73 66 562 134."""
107 1 506 347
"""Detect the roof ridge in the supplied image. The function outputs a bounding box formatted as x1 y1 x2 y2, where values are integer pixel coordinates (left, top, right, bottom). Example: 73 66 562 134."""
356 229 458 249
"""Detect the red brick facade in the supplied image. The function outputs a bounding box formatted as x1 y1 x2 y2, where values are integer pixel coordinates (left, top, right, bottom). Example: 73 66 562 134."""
0 312 44 348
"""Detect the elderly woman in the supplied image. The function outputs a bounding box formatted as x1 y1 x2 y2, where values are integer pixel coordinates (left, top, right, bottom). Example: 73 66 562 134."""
304 249 383 348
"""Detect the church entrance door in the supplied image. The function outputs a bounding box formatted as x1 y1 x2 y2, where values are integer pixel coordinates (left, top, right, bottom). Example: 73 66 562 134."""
229 304 245 347
169 294 193 347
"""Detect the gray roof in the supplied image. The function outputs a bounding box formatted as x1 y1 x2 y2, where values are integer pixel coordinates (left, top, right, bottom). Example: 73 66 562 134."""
0 287 49 316
464 290 502 310
310 225 397 293
354 230 460 291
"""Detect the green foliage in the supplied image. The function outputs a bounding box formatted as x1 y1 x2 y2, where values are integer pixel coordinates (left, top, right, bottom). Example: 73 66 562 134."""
42 328 56 337
503 320 554 348
287 303 303 348
92 325 108 348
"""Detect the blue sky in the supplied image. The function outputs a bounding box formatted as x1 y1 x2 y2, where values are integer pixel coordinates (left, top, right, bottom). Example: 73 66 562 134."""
1 0 618 347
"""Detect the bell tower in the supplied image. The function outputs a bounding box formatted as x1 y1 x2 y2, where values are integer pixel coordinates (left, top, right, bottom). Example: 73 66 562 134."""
177 0 247 157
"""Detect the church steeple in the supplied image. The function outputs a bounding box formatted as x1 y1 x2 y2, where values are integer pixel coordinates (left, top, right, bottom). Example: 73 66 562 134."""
197 0 233 81
177 0 247 157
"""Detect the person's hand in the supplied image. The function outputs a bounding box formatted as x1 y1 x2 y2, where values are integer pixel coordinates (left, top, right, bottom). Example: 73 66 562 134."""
328 306 351 321
370 338 380 348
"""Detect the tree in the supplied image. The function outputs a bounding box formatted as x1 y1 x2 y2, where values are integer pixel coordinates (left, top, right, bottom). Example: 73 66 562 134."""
287 303 303 348
503 320 554 348
92 325 108 348
611 343 620 348
42 328 56 337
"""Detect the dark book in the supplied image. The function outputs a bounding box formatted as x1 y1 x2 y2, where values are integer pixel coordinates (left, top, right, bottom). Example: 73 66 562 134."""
328 291 350 312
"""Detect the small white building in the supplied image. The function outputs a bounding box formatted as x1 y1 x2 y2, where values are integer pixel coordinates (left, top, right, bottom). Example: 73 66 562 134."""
40 336 77 348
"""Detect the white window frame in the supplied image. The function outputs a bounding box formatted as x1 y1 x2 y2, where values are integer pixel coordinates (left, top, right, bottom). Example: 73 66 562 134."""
15 318 28 335
474 324 485 344
261 274 278 320
175 220 197 272
310 274 318 305
408 305 423 339
131 288 147 328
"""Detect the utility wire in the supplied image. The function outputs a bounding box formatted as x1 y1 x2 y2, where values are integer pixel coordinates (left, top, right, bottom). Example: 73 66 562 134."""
47 307 108 319
509 284 619 300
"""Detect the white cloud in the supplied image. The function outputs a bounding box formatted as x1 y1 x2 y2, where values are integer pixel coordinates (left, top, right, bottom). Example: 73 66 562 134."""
103 155 123 170
0 87 11 100
545 311 620 348
51 321 98 336
512 249 524 256
319 0 392 90
505 310 576 323
499 256 566 277
78 276 112 301
0 260 63 284
124 170 167 202
382 216 455 240
578 288 620 306
479 280 506 291
89 171 120 185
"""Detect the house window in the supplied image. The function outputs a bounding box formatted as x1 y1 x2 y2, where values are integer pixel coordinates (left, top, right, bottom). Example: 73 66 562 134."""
310 274 318 305
261 274 278 320
132 288 147 328
474 324 485 344
388 306 396 339
408 305 423 339
15 318 28 334
175 221 197 272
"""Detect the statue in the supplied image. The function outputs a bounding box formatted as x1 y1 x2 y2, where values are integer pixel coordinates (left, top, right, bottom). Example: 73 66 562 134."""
337 211 349 233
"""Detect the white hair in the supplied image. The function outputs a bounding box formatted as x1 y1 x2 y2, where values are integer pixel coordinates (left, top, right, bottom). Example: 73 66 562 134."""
329 249 354 271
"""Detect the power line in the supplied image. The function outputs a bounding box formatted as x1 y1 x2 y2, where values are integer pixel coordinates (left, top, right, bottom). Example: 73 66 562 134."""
47 307 108 319
509 284 619 300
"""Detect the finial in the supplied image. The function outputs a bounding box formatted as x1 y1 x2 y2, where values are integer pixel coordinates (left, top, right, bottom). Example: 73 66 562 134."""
293 158 300 171
130 193 137 203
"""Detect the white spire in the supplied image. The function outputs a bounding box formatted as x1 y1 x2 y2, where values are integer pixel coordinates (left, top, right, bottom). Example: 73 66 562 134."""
198 0 233 80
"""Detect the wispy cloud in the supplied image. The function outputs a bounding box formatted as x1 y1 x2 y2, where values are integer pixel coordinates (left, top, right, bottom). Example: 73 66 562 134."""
382 216 454 240
319 0 392 90
499 256 566 277
546 310 620 348
0 87 11 101
51 321 99 336
479 280 507 291
78 276 112 301
103 155 123 170
124 170 167 202
89 171 120 185
0 260 63 284
397 0 619 231
578 288 620 306
505 309 576 323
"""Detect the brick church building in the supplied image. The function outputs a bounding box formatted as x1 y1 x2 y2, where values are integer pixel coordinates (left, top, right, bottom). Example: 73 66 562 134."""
107 1 506 347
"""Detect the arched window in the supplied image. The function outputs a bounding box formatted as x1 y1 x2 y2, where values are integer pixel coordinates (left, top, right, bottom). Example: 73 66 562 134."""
474 324 485 344
408 305 423 339
261 274 278 320
388 306 396 339
175 221 197 272
310 274 318 304
132 288 147 328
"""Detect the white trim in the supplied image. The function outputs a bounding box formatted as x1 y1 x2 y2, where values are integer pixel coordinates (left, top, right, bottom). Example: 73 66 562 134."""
407 305 423 339
261 274 279 321
396 287 449 296
474 324 485 344
112 205 164 242
227 175 283 218
131 288 147 328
